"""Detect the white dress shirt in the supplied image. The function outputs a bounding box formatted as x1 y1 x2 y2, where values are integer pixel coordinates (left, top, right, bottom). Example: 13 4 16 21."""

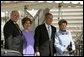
45 23 52 41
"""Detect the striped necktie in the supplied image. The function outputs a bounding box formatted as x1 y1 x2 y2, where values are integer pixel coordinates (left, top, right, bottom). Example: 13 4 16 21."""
48 25 51 41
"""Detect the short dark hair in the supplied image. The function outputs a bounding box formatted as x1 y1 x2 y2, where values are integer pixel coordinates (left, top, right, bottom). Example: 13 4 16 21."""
45 13 53 17
22 17 32 26
58 19 68 25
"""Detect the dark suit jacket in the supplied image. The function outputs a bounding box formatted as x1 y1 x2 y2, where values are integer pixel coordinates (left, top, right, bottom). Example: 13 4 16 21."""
3 20 23 54
34 24 56 56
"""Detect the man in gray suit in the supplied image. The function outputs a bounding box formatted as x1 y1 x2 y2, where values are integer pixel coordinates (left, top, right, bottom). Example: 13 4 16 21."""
3 10 23 55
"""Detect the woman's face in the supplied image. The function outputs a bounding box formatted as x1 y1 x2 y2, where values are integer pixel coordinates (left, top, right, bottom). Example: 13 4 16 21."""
23 21 31 30
59 23 67 30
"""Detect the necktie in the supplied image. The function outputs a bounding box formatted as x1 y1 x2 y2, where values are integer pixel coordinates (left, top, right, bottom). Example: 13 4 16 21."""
48 25 51 41
48 25 52 55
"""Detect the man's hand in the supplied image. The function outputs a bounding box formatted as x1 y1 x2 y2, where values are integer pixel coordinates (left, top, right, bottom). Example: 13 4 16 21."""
35 52 40 56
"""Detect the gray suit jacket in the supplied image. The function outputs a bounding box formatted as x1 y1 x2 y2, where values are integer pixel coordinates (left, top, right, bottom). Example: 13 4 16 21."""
3 20 23 54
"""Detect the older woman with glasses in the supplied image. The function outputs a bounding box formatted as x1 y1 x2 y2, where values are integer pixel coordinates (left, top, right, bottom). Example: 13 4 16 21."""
54 19 75 56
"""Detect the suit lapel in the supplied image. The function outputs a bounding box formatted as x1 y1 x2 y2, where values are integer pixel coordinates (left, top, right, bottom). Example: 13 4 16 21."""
10 20 22 34
51 26 55 40
43 24 49 39
43 24 54 40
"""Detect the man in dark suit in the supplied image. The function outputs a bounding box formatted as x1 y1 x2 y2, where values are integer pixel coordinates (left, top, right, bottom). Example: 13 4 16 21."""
3 10 23 55
34 13 56 56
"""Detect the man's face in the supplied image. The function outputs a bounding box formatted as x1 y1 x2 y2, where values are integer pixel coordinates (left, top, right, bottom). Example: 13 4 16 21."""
11 11 19 22
45 15 53 25
59 23 67 30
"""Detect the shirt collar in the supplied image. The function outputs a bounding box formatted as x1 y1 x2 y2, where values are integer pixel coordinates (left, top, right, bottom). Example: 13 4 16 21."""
13 22 17 24
59 30 68 35
45 23 51 28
